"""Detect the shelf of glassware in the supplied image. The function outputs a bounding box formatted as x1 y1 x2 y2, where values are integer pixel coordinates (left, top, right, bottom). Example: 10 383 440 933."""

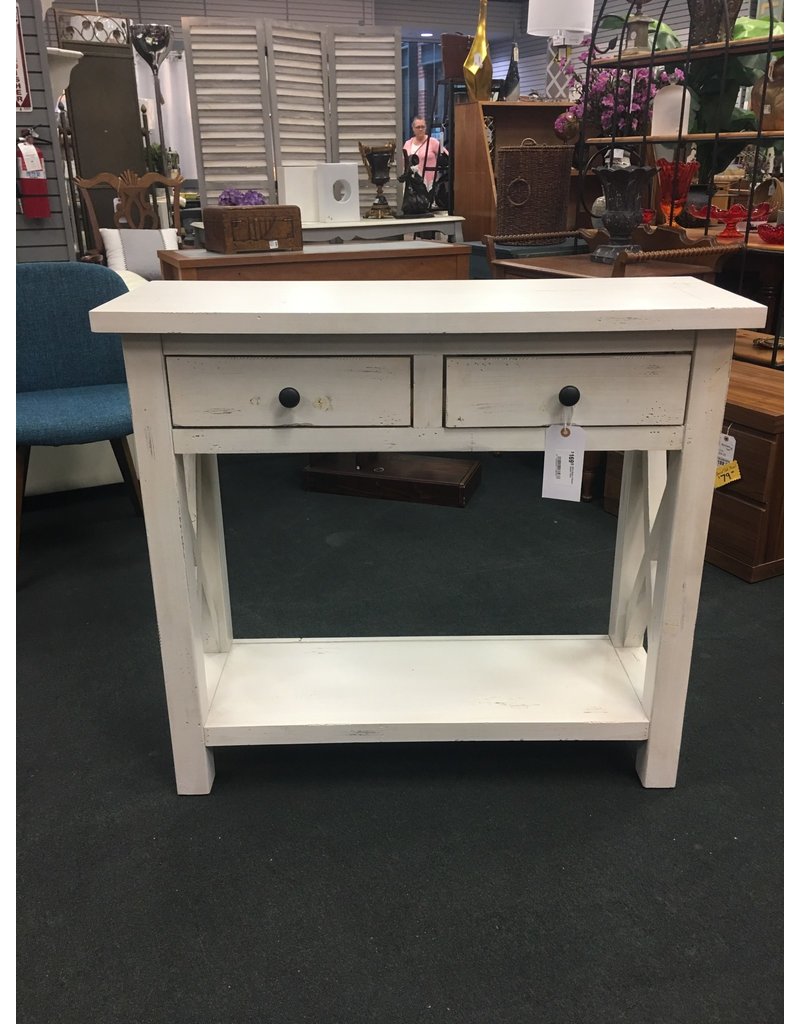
585 130 783 145
591 35 784 70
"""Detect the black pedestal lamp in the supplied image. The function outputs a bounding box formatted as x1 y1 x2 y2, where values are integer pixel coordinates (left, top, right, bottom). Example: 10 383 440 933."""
131 23 172 172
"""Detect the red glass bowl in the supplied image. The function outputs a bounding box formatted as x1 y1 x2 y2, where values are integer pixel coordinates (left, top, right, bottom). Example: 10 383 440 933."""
688 202 772 239
757 223 784 245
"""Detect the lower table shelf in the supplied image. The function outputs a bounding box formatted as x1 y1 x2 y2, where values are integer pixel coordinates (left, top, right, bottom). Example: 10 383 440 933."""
202 635 650 746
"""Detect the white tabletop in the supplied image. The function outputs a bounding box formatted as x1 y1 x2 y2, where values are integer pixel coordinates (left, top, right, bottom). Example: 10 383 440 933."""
300 214 464 230
91 277 766 337
190 215 464 231
191 213 466 244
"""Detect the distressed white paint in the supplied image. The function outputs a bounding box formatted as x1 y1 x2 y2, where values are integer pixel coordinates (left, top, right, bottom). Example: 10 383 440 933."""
94 282 766 794
203 636 650 745
444 355 691 428
90 278 767 337
635 330 741 788
167 355 412 427
194 453 233 660
162 331 696 357
171 424 686 456
121 338 215 795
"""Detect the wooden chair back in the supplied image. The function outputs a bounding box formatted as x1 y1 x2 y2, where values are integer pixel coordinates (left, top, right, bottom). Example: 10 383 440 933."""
630 223 720 252
75 170 185 262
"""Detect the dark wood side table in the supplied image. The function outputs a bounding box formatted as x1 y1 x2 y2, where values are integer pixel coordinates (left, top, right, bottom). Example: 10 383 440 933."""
492 253 717 282
158 240 471 282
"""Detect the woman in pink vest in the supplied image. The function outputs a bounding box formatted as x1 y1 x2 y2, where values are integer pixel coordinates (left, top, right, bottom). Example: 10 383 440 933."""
402 116 447 189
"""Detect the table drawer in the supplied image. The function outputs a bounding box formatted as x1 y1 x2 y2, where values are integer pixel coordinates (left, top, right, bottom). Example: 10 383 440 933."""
167 356 411 427
707 490 769 564
444 354 691 428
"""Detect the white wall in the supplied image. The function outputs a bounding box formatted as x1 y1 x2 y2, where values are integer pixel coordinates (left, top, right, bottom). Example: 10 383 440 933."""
25 441 132 496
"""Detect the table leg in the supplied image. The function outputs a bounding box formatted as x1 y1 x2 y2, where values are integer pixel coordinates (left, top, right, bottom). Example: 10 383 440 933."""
635 330 735 787
123 338 216 794
608 450 648 648
193 454 233 655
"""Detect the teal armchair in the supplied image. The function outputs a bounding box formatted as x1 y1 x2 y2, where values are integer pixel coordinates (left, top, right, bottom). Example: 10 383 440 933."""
16 261 142 553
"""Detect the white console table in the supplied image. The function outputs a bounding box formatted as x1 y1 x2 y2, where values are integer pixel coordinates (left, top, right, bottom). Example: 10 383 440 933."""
191 214 465 247
300 213 465 243
90 278 765 795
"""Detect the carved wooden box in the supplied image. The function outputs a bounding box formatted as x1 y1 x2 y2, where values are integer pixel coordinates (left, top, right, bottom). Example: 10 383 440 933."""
202 204 303 254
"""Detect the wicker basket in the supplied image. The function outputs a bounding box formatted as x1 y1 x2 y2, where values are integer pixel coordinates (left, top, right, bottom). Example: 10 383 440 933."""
495 139 573 236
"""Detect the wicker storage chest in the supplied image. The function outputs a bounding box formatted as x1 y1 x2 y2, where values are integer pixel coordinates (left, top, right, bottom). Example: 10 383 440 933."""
495 141 573 236
202 204 302 254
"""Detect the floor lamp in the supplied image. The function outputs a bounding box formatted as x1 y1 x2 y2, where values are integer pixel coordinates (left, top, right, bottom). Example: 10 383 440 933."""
130 23 172 173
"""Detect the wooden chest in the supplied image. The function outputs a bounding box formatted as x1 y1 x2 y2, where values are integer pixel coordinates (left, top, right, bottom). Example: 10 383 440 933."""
604 360 783 582
201 204 302 254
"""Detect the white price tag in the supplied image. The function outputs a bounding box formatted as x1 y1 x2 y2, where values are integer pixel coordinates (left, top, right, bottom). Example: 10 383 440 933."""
17 141 42 173
717 433 736 466
542 424 586 502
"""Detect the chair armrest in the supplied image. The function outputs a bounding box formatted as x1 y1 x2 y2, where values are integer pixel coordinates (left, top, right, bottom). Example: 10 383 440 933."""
612 243 744 277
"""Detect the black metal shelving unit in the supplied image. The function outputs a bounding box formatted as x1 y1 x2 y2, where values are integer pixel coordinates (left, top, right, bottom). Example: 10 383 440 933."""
576 0 783 368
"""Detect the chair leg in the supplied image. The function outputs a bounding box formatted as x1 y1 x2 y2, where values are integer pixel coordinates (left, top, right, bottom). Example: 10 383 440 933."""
110 437 143 516
17 445 31 558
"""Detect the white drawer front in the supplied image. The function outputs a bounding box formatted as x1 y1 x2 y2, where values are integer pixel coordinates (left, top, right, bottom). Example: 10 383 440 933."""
167 356 412 427
445 354 691 428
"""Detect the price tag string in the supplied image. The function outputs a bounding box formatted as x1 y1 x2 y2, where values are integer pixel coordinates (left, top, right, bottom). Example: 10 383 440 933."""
560 404 573 438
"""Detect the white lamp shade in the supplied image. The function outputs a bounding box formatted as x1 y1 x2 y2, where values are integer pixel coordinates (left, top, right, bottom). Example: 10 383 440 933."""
651 84 692 137
526 0 593 36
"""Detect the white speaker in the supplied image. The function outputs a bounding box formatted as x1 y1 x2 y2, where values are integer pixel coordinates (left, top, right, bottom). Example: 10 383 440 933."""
315 163 360 222
276 164 318 221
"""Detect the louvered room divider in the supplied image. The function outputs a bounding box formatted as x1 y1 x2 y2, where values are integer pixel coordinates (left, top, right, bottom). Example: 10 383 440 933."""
183 16 402 213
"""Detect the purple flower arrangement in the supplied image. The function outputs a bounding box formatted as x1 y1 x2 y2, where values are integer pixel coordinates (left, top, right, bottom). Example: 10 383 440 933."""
218 188 268 206
555 46 686 138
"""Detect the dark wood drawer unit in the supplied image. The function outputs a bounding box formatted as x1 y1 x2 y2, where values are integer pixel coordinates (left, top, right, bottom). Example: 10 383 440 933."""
706 361 783 582
604 361 783 582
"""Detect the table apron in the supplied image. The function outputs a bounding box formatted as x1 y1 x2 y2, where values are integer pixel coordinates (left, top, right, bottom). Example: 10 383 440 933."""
171 425 685 455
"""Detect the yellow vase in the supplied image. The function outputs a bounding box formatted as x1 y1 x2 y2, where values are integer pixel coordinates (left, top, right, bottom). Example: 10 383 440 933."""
463 0 493 102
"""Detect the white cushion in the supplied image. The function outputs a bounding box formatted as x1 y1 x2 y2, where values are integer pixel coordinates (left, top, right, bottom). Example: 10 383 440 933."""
113 269 150 291
100 227 179 280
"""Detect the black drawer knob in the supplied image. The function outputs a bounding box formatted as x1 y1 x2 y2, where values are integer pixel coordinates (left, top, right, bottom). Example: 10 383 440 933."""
278 387 300 408
558 385 581 407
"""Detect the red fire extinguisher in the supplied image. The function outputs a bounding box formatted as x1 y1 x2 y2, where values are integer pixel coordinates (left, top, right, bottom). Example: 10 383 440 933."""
17 132 51 220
